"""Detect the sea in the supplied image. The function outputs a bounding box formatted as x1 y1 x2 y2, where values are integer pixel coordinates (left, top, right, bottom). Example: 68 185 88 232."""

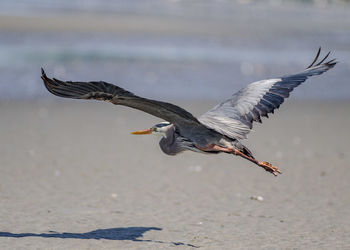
0 0 349 100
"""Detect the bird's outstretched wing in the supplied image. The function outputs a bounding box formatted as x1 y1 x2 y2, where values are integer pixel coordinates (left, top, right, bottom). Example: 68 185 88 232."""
41 69 199 126
199 48 337 140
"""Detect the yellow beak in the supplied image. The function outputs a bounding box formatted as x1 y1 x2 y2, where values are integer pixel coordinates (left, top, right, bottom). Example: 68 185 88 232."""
130 129 152 135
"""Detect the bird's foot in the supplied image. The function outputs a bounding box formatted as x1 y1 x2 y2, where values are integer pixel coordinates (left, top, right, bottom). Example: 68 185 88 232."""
258 161 281 176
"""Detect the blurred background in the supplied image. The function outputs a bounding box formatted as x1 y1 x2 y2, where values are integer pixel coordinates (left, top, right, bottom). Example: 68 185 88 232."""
1 1 350 249
0 0 349 101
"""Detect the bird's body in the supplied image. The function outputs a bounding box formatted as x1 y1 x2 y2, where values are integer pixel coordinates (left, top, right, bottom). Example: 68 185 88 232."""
41 48 336 176
154 122 238 156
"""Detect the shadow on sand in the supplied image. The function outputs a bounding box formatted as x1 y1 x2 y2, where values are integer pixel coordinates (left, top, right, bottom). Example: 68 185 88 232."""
0 227 199 248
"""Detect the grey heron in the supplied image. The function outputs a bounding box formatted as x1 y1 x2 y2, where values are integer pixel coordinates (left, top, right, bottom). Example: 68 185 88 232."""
41 48 336 176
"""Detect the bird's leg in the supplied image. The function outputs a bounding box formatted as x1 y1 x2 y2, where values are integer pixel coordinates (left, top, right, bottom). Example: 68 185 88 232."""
232 149 281 176
196 144 281 176
196 144 233 153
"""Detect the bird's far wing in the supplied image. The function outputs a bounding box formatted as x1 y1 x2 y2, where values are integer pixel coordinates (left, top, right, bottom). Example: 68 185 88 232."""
199 48 337 140
41 68 199 126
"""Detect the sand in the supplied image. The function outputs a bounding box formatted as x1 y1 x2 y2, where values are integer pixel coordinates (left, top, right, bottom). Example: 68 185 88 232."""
0 99 349 249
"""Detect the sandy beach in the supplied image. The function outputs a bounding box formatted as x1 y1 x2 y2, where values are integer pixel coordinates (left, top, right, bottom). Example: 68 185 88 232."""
0 99 349 249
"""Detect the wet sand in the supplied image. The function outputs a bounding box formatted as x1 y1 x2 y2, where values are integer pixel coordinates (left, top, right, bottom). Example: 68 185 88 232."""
0 100 349 249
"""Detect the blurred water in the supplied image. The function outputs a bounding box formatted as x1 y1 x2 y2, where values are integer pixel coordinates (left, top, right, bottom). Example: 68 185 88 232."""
1 0 349 16
0 1 349 100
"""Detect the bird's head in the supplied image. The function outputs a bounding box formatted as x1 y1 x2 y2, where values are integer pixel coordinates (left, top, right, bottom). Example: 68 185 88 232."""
130 121 172 136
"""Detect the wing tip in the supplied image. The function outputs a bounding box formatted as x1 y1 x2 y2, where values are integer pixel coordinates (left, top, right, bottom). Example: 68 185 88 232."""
41 67 48 80
40 68 57 97
306 47 337 70
40 67 50 86
40 68 118 101
325 58 337 68
40 68 70 98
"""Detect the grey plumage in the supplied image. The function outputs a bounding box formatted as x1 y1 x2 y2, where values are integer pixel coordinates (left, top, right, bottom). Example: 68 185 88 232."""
157 124 208 155
41 48 336 176
199 49 336 139
41 71 199 127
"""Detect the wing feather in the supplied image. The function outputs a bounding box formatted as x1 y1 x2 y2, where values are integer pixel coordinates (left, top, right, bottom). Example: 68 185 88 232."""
199 49 336 140
41 68 199 127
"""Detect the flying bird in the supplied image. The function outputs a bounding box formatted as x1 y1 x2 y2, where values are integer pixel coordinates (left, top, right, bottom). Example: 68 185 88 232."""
41 48 336 176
